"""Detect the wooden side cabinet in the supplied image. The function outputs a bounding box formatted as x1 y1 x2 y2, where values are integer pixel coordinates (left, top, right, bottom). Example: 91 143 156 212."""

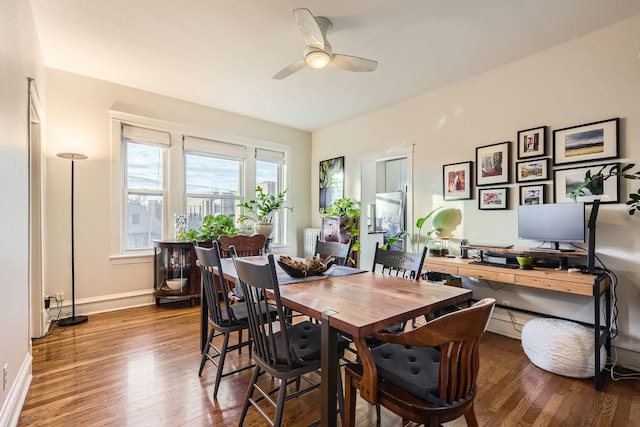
152 240 201 305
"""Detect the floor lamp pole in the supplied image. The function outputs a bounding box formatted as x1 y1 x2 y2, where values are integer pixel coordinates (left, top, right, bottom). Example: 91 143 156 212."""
57 152 88 326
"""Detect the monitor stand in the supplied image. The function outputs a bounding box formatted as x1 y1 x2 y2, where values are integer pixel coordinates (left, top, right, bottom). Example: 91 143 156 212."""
556 256 569 270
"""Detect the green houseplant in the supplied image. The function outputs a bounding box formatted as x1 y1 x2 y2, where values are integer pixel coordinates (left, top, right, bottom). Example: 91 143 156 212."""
569 163 640 215
177 213 238 242
320 197 361 252
238 186 292 236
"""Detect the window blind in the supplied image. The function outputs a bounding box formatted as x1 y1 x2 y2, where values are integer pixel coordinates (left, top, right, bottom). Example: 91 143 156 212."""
256 148 285 165
122 124 170 147
183 136 246 160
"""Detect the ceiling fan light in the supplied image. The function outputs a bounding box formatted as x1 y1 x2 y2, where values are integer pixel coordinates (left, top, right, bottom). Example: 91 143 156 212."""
305 51 331 69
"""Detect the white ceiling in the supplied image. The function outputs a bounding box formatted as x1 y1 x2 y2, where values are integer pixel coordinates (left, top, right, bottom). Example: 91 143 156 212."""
30 0 640 132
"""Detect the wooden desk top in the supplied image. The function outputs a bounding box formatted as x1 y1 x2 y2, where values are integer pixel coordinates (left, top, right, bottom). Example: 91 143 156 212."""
424 256 608 297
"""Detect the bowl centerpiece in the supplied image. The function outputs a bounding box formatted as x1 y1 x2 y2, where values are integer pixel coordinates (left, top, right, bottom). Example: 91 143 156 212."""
278 255 334 277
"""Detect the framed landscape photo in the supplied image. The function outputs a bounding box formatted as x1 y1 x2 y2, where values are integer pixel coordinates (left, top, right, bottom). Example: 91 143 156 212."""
553 163 620 204
319 156 344 210
516 158 549 183
553 118 619 166
517 126 546 159
478 187 508 210
520 184 546 205
443 161 472 200
476 141 510 186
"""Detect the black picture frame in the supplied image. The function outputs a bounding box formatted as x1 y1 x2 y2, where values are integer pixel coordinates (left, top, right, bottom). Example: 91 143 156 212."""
476 141 511 186
517 126 547 159
516 158 549 183
443 161 473 200
553 163 620 204
519 184 546 205
553 118 619 166
319 156 344 211
478 187 509 210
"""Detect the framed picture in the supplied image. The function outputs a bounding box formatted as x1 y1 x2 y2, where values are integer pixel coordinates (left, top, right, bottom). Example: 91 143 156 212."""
443 161 473 200
553 118 619 166
476 141 511 186
517 126 547 159
516 158 549 183
553 163 620 204
478 187 508 210
319 156 344 211
519 184 546 205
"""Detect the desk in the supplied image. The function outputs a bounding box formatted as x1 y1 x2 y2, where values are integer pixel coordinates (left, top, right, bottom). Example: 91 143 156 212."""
423 255 611 390
211 257 472 427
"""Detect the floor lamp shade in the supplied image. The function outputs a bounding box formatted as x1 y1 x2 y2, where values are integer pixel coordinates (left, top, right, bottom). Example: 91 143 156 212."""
57 152 88 326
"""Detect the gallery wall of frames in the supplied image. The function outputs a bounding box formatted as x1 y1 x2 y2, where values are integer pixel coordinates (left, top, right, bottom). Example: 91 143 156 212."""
441 117 620 210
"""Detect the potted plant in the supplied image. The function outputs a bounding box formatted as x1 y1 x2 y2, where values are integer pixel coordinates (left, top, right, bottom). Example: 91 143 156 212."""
570 163 640 215
320 197 361 253
177 213 238 242
238 186 292 237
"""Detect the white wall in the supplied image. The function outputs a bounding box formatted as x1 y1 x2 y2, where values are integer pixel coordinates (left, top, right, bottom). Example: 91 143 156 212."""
43 69 312 314
312 15 640 368
0 0 45 424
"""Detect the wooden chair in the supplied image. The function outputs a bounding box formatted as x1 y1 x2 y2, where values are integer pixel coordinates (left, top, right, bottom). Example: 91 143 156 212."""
230 248 348 427
372 241 427 279
314 237 353 266
344 298 496 427
194 242 256 398
217 234 266 258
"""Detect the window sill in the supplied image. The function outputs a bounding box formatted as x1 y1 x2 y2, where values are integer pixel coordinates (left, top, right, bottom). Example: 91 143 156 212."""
110 252 154 265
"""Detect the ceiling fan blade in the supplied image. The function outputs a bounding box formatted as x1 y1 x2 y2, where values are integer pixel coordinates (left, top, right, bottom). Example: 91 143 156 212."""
329 54 378 72
272 59 307 80
293 8 326 49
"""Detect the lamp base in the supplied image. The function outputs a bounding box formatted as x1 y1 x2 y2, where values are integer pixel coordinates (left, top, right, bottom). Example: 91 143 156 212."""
58 315 88 327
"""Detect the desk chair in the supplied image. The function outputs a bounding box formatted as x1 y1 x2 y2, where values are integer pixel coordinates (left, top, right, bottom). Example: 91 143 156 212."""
314 237 353 266
195 241 259 399
230 248 348 427
344 298 496 427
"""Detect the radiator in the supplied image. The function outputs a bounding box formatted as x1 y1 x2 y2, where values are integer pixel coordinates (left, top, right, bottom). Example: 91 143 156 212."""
303 228 321 257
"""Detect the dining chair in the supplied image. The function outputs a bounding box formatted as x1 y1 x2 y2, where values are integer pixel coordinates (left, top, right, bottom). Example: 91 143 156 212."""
314 237 353 266
344 298 496 427
218 234 267 301
230 247 348 427
195 241 274 399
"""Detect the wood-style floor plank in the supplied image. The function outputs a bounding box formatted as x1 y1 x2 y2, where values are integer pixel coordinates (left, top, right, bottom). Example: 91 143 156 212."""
18 304 640 426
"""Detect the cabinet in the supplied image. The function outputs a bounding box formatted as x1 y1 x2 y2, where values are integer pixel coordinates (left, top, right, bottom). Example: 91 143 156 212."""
153 240 201 305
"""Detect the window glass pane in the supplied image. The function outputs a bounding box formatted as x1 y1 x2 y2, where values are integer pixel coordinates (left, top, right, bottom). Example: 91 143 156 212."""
127 194 163 249
186 154 240 196
256 160 278 195
185 196 239 231
127 142 163 191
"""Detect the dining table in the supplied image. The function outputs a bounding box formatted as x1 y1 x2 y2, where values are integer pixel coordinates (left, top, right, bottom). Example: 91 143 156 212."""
203 256 472 427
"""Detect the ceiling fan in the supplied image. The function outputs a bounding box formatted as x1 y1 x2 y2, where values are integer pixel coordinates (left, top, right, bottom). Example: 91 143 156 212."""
273 8 378 80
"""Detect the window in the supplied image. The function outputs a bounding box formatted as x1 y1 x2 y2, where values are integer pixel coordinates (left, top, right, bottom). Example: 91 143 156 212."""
255 148 286 242
122 124 170 250
184 136 245 231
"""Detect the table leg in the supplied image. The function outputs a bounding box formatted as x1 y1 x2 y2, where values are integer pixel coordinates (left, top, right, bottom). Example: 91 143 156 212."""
321 309 339 427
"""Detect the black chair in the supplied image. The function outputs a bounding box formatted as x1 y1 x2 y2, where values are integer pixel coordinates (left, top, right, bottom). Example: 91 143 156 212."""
344 298 496 427
230 247 348 427
314 237 353 266
217 234 266 302
195 241 274 399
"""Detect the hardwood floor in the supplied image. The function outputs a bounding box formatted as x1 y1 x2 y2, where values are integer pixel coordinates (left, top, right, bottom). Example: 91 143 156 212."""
19 303 640 426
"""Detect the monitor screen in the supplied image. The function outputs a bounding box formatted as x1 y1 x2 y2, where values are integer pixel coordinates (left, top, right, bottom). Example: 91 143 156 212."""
517 202 585 247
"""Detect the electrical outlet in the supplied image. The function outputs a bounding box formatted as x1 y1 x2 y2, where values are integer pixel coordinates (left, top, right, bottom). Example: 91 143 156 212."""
3 364 7 391
56 292 64 302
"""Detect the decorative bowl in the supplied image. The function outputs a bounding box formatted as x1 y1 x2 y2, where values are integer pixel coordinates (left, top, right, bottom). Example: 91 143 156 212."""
278 256 334 277
166 278 188 291
516 256 535 270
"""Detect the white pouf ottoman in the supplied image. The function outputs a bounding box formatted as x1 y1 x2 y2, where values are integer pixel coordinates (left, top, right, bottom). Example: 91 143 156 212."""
521 318 606 378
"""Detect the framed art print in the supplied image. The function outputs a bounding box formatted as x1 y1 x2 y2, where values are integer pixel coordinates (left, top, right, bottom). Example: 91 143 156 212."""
478 187 508 210
319 156 344 210
476 141 510 186
553 118 619 166
553 163 620 204
519 184 546 205
516 158 549 183
443 161 472 200
517 126 546 159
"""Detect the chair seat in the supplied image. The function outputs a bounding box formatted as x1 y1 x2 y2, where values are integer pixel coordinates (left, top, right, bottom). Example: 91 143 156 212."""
274 321 348 366
372 343 441 403
224 301 275 325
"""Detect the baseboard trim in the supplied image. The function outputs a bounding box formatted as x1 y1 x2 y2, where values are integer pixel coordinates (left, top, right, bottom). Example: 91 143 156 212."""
0 353 32 427
54 289 156 318
487 307 640 372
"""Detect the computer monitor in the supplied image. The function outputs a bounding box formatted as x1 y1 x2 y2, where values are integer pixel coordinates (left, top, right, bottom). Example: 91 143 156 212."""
517 202 585 250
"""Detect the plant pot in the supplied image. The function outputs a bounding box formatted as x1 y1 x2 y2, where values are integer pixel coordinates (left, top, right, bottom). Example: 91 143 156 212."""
254 222 273 238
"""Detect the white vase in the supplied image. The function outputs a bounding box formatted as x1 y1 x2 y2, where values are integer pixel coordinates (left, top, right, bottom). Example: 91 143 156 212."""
254 222 273 238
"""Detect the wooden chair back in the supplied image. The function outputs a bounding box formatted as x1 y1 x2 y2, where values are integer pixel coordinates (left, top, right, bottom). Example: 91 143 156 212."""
218 234 266 258
372 242 427 279
314 237 353 266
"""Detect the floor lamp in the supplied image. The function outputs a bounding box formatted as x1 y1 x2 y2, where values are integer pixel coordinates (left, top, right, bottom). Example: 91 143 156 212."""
57 152 88 326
